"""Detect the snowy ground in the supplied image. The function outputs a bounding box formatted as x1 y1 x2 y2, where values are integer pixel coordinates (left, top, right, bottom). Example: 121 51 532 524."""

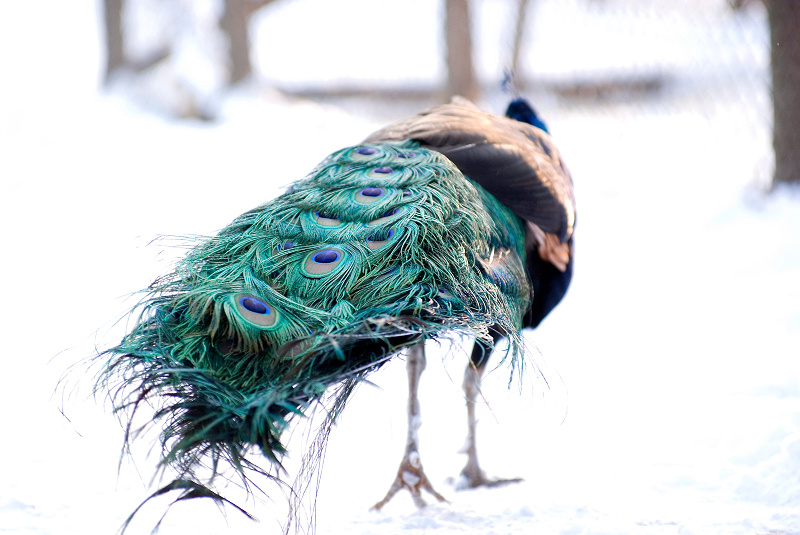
2 0 800 534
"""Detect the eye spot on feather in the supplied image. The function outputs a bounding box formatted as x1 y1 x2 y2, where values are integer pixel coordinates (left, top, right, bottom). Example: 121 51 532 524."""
303 248 344 276
369 206 404 225
242 297 268 314
351 147 380 161
437 288 454 299
355 187 385 204
366 228 395 249
314 210 341 227
234 293 278 327
370 166 394 176
396 151 417 159
313 250 340 263
273 241 295 255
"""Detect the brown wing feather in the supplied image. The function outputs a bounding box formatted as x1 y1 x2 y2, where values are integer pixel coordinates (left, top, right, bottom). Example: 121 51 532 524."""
363 98 575 243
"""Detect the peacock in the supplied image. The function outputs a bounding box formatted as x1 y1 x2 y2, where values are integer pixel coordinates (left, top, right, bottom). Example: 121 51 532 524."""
95 96 575 526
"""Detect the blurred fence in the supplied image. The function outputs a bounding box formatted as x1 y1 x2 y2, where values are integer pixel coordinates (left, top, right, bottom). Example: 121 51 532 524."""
504 1 769 128
488 0 773 187
513 0 768 106
107 0 774 183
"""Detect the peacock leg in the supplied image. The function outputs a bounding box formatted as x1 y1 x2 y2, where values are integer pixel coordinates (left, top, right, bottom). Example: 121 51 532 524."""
372 341 447 510
458 334 523 489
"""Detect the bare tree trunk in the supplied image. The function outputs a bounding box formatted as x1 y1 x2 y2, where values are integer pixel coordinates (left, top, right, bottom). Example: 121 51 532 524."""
765 0 800 185
221 0 254 85
510 0 530 85
444 0 479 101
102 0 126 84
221 0 277 86
728 0 754 10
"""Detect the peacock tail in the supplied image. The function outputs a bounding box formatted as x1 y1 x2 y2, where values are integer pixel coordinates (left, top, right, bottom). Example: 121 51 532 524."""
94 98 574 523
98 140 531 477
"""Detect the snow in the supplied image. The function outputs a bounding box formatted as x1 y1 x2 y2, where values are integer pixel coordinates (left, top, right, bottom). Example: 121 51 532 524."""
2 0 799 534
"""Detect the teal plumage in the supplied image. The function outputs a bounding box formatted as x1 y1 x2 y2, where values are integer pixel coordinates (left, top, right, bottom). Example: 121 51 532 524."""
95 98 575 522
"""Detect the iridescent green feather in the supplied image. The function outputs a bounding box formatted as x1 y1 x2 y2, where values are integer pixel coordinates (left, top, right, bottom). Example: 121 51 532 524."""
95 139 530 499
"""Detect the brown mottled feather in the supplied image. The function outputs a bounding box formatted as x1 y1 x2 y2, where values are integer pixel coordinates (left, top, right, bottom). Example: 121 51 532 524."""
364 98 575 244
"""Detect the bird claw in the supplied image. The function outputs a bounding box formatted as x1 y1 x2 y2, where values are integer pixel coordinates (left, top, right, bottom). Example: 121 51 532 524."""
371 452 448 511
457 462 523 490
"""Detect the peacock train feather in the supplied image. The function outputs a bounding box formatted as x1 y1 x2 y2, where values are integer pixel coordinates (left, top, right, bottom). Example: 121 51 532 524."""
94 97 575 525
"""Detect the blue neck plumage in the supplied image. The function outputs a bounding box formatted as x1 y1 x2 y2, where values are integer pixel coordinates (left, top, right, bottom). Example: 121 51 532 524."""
505 98 549 133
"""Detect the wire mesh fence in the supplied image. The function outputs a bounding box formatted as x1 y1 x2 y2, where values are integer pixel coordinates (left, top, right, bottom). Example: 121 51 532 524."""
108 0 776 185
487 0 773 182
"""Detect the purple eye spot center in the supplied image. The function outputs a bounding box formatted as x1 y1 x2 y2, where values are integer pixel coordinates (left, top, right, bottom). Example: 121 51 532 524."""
397 151 417 159
372 166 393 175
381 207 399 218
312 250 341 264
367 228 394 242
360 187 384 197
241 296 269 315
356 147 378 155
280 241 294 250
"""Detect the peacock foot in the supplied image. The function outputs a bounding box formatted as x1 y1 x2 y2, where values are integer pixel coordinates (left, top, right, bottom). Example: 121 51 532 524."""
372 451 448 510
456 461 523 490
